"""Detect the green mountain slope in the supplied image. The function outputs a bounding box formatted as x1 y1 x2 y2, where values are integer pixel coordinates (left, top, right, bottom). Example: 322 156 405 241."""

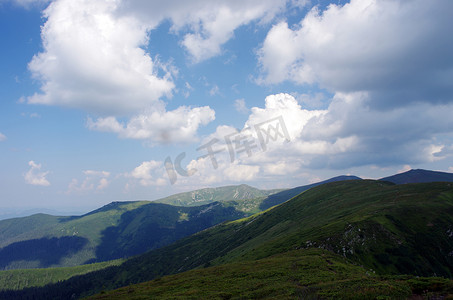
258 175 361 210
4 180 453 299
0 183 285 269
90 250 453 300
155 184 282 207
0 201 246 269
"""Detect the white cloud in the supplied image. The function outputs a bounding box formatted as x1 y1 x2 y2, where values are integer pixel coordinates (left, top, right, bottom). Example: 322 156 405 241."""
123 0 291 63
87 106 215 143
224 163 260 182
245 93 326 141
23 0 282 143
171 91 453 186
0 132 6 142
24 161 50 186
27 0 174 116
166 93 325 186
262 160 300 176
234 98 249 114
67 169 110 193
97 178 109 191
258 0 453 107
25 0 300 115
128 160 167 186
297 92 453 168
252 0 453 173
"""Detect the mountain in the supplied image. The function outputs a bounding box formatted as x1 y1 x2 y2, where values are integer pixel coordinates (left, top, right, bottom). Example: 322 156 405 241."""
156 176 361 215
0 182 306 270
0 201 246 269
154 184 282 207
4 180 453 299
380 168 453 184
258 175 361 210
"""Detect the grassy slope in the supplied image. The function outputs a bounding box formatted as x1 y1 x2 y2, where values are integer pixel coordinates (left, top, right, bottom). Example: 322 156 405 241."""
0 259 123 291
90 249 453 300
4 180 453 299
258 175 361 210
0 201 248 270
0 185 287 269
0 201 150 269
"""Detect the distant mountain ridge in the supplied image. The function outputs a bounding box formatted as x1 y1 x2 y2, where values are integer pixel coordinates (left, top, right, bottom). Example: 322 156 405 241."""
5 180 453 299
0 201 246 269
380 169 453 184
154 184 282 207
1 169 452 272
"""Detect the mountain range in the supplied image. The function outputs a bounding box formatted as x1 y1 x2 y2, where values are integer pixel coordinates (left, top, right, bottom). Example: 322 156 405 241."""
0 174 363 270
1 169 453 298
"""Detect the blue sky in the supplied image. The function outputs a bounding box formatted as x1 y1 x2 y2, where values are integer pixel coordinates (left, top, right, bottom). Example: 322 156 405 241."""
1 0 453 213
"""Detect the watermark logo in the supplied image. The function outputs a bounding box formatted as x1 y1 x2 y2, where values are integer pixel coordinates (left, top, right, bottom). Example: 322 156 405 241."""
165 116 290 184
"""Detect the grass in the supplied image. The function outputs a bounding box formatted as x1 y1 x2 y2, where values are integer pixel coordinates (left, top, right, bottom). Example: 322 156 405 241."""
88 249 453 299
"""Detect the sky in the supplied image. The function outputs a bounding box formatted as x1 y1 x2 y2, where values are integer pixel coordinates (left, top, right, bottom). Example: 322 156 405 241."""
1 0 453 214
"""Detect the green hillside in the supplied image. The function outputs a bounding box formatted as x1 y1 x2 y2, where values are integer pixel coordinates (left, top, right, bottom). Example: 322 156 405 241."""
155 184 282 207
4 180 453 299
0 184 285 269
90 249 453 300
0 201 246 269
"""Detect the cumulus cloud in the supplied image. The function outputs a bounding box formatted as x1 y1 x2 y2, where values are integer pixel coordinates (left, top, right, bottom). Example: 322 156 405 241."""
27 0 174 116
87 106 215 143
24 161 50 186
128 160 167 186
166 93 325 186
67 170 110 193
25 0 300 115
26 0 299 143
300 93 453 168
0 132 6 142
169 89 453 187
249 0 453 173
258 0 453 108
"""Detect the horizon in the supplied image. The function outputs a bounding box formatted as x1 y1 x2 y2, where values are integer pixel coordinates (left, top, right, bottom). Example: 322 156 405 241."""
1 168 450 219
1 0 453 213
